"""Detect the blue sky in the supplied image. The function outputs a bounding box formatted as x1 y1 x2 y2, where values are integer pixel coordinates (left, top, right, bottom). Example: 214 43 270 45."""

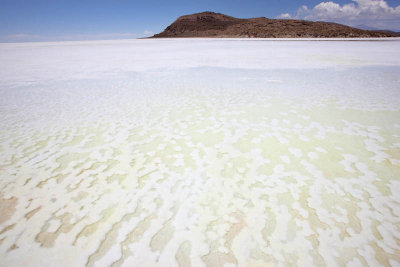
1 0 400 42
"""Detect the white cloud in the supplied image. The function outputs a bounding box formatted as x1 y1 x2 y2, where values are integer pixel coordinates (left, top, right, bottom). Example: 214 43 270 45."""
277 13 292 19
277 0 400 30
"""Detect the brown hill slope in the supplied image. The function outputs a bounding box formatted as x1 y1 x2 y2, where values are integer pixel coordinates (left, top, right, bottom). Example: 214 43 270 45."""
152 11 396 38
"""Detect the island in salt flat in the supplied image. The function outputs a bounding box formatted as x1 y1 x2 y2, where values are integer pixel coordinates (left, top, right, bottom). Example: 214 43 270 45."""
152 11 399 38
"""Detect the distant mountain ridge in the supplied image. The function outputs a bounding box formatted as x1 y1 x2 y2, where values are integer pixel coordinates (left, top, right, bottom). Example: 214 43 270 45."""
355 24 400 36
152 11 398 38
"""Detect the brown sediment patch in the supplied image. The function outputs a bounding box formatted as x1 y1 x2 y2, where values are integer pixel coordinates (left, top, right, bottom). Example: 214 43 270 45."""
370 241 400 266
175 240 192 267
23 177 31 186
371 220 383 240
298 187 328 266
36 212 76 247
307 234 326 266
103 159 119 173
54 152 90 173
72 191 89 201
106 174 127 185
150 217 175 252
7 243 19 252
337 247 368 266
261 208 276 246
110 201 161 266
251 245 278 265
137 170 157 189
22 137 51 158
384 148 400 161
73 206 116 245
321 191 362 238
111 214 157 267
202 211 246 267
202 251 237 267
86 212 139 267
0 223 15 234
66 177 85 192
25 206 42 220
37 175 60 188
0 196 18 224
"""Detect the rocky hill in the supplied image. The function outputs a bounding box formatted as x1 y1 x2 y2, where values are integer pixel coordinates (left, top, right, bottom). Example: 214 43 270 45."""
152 11 396 38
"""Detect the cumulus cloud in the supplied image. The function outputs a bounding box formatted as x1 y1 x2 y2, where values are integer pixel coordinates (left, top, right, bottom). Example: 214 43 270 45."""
277 0 400 30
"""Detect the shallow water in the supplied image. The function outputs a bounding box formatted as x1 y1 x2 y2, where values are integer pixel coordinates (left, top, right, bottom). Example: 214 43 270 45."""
1 39 400 266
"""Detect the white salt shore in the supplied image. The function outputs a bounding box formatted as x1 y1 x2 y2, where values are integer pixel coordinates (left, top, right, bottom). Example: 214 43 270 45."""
0 38 400 266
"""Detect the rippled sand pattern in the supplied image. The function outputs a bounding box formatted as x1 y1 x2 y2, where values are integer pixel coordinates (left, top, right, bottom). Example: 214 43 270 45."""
1 39 400 266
